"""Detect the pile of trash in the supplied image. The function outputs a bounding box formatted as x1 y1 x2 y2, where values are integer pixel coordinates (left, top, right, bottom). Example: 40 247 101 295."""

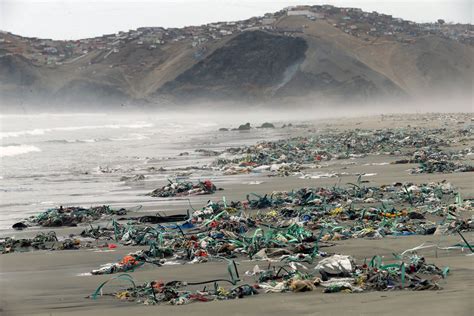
91 250 164 275
14 205 127 228
393 147 474 174
86 216 327 275
0 232 83 254
90 250 449 305
148 179 217 198
90 259 249 305
412 160 473 174
211 127 471 176
255 252 448 294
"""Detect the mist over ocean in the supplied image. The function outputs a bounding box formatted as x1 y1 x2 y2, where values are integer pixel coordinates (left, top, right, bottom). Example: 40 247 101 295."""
0 112 288 229
0 114 171 227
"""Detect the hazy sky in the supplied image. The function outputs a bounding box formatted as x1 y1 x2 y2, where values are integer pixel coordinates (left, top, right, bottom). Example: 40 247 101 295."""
1 0 472 40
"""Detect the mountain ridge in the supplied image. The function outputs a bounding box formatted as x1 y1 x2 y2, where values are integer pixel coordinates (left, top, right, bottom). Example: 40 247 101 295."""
0 5 472 108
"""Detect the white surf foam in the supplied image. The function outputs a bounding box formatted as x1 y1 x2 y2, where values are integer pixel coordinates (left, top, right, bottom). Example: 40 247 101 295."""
0 122 153 139
109 133 150 141
0 145 41 157
45 133 149 144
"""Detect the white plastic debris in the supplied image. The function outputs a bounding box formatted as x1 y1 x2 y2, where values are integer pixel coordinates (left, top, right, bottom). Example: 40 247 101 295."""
315 254 354 274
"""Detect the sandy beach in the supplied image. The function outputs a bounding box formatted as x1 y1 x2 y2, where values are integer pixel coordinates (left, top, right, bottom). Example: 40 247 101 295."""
1 113 473 316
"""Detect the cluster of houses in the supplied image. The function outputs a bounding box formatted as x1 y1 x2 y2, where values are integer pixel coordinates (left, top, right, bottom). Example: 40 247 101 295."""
327 6 473 45
0 5 472 66
283 5 473 45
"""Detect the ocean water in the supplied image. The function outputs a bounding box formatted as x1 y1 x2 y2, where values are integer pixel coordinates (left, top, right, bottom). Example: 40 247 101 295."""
0 113 286 229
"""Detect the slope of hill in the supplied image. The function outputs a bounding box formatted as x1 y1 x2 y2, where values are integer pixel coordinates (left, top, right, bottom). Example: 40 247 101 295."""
0 5 472 108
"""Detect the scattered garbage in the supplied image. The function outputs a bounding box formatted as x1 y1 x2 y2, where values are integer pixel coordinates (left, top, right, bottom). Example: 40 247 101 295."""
90 248 450 305
91 251 162 275
3 115 472 309
0 232 83 253
211 127 472 177
5 180 471 261
2 179 471 307
147 179 218 197
53 181 468 275
90 260 246 305
392 147 474 174
14 205 127 228
121 213 190 224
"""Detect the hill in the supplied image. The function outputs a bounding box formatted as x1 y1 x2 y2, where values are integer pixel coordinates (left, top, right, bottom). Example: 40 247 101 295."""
0 5 472 108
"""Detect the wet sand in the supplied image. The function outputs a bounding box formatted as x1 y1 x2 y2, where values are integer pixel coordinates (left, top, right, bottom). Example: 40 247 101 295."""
1 114 473 315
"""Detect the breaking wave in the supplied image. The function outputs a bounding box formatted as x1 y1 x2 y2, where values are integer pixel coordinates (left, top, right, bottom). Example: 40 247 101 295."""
0 122 153 139
0 145 41 157
109 133 150 141
44 133 149 144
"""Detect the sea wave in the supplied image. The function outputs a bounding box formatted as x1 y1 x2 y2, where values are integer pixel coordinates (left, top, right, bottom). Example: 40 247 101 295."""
45 138 101 144
109 133 150 141
44 133 149 144
0 145 41 157
0 122 153 139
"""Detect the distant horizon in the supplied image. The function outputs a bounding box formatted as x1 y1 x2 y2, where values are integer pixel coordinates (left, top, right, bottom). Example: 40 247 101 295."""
1 0 472 40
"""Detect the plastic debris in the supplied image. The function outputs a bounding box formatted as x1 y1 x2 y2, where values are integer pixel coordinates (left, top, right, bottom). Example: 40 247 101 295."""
91 250 449 305
392 147 474 174
148 179 217 197
0 232 83 254
4 181 472 260
315 255 355 279
210 127 472 176
19 205 126 228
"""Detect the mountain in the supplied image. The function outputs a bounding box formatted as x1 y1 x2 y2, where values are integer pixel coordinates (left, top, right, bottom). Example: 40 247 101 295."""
0 5 472 108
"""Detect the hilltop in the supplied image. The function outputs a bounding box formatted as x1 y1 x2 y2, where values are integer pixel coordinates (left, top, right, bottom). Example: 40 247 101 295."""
0 4 472 108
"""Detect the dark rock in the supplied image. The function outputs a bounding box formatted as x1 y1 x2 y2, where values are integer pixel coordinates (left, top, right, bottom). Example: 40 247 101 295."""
12 222 28 230
237 123 251 130
259 122 275 128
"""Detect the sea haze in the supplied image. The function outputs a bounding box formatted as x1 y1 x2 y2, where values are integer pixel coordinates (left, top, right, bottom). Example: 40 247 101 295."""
0 112 286 229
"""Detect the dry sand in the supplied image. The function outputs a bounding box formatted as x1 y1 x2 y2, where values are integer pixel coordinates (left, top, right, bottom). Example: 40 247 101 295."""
1 114 473 316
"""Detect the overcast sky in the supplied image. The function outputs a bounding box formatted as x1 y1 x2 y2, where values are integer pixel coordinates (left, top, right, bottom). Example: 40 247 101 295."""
1 0 472 40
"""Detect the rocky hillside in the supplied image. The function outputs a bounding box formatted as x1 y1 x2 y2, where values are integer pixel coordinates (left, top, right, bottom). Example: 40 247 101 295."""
0 5 472 108
158 31 309 101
